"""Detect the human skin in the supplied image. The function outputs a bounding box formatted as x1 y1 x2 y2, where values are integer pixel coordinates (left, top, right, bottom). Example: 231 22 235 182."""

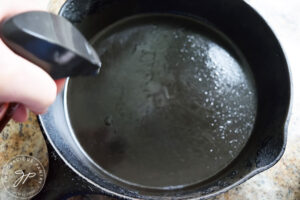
0 0 65 122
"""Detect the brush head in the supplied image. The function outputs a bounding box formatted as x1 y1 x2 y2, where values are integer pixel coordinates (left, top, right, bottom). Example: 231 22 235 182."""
0 11 101 80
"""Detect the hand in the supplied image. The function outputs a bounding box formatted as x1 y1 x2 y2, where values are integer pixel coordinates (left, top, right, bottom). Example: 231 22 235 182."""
0 0 65 122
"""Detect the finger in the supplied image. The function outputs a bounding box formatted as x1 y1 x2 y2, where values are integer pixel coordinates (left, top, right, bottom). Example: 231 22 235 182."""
0 0 47 23
12 104 28 122
55 78 66 94
0 39 57 114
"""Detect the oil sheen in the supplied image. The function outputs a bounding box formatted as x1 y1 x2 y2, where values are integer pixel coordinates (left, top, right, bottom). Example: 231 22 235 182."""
67 14 257 188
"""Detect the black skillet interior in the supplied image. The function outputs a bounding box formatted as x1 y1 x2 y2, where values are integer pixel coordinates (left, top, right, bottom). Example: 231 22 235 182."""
38 0 291 199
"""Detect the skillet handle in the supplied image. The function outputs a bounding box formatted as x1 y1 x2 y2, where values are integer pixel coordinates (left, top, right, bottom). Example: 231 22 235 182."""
33 138 104 200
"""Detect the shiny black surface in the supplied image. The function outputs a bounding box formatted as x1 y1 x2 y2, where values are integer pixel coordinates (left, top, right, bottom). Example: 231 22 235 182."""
0 11 101 79
67 14 257 188
38 0 291 199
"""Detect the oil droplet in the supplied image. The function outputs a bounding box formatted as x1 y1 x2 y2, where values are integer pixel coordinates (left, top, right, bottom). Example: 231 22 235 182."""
104 116 113 126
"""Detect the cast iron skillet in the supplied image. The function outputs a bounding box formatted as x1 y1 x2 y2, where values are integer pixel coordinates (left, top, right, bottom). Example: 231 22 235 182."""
36 0 291 199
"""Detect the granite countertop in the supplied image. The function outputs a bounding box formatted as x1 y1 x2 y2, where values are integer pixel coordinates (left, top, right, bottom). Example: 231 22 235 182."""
0 0 299 199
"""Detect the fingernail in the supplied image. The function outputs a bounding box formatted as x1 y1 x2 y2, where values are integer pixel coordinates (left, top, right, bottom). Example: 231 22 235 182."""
0 103 8 119
0 103 7 113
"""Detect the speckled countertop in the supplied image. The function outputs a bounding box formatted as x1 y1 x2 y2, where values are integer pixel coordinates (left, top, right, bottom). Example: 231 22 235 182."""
0 0 299 199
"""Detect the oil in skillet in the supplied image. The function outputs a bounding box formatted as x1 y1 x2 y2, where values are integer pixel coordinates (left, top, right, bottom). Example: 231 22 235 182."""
67 14 257 188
